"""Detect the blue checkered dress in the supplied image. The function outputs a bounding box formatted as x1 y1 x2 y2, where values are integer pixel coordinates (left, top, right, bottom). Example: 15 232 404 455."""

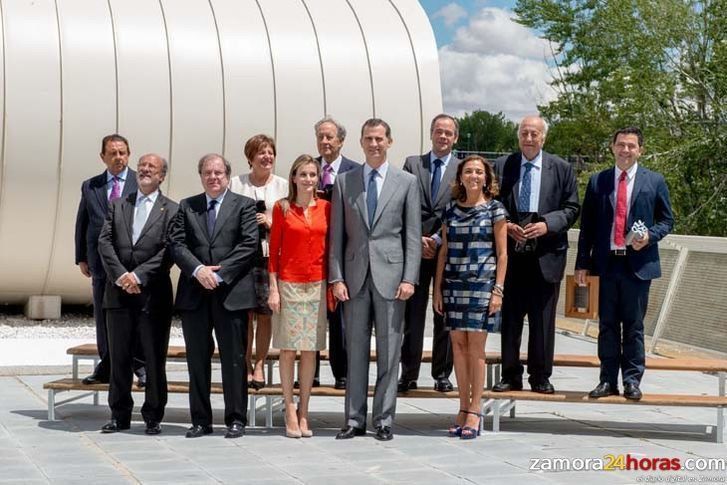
442 200 507 332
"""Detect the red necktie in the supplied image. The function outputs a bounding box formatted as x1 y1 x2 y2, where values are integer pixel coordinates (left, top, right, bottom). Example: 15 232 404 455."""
614 171 627 247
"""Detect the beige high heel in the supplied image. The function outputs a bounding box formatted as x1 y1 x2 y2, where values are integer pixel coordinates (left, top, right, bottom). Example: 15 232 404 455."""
297 409 313 438
285 410 302 438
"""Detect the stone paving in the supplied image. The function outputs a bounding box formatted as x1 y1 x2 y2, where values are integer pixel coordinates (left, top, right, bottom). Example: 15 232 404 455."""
1 329 727 484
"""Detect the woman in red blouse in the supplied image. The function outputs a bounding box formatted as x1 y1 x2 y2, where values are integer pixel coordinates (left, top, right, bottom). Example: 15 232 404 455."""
268 154 330 438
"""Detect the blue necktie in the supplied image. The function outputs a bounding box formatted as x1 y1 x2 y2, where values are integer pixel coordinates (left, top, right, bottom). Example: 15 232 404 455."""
367 169 378 227
207 199 218 237
518 162 534 212
431 158 443 201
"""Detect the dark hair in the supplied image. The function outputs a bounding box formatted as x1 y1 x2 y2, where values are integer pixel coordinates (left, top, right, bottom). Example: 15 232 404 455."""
101 134 130 155
611 126 643 147
430 114 459 136
451 155 499 202
197 153 232 177
244 134 277 166
279 154 320 215
360 118 392 141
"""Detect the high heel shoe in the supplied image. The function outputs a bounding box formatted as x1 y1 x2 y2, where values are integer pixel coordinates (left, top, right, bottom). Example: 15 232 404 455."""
297 409 313 438
460 412 482 440
250 379 265 390
284 413 302 439
448 409 468 437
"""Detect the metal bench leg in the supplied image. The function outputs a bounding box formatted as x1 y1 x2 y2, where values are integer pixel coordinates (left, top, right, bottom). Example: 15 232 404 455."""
72 356 79 380
486 365 493 390
250 395 257 427
93 391 99 406
266 396 273 428
267 361 274 385
492 399 501 433
48 390 56 421
510 404 516 419
717 407 724 444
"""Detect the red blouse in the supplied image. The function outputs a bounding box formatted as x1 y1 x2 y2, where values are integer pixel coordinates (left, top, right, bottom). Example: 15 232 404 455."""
268 199 330 283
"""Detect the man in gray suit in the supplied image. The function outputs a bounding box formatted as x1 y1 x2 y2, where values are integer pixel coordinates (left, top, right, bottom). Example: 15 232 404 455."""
399 114 458 393
329 118 421 441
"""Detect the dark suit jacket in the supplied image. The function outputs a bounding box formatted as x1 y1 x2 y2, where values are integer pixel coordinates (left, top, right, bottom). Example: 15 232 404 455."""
403 151 457 237
495 151 580 283
316 155 360 201
75 169 138 278
576 166 674 280
98 191 178 313
169 191 258 312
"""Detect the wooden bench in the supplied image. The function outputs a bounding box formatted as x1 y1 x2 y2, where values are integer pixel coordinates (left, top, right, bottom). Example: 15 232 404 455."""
46 345 727 442
481 354 727 443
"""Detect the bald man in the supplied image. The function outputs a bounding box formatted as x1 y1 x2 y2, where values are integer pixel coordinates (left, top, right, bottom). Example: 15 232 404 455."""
492 116 580 394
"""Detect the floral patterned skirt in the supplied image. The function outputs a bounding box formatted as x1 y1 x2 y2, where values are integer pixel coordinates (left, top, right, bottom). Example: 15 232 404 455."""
272 280 327 351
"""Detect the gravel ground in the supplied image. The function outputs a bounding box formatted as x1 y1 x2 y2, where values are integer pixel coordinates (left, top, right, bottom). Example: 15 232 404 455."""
0 312 185 339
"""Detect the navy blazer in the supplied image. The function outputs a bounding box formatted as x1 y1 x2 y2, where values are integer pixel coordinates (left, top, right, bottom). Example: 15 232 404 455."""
316 155 360 201
403 151 458 238
495 151 580 283
74 169 138 279
576 166 674 280
169 191 259 312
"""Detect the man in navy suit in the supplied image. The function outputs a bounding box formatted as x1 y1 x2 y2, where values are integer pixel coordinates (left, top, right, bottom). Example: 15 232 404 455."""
576 127 674 400
75 134 143 385
398 113 458 393
314 116 360 390
493 116 580 394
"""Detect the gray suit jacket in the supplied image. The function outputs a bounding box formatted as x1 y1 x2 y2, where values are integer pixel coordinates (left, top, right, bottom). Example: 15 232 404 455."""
403 151 458 237
329 164 422 299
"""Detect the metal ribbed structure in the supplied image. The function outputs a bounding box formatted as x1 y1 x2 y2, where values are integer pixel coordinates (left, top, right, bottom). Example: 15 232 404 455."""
0 0 441 303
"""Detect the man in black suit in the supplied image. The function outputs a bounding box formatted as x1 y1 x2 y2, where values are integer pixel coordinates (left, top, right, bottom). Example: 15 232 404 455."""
398 113 458 393
169 154 258 439
97 154 177 434
493 116 580 394
75 134 144 385
314 116 360 390
576 127 673 400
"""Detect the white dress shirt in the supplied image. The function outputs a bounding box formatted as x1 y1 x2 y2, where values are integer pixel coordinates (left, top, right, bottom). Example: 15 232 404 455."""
363 160 390 198
610 163 638 250
519 151 543 212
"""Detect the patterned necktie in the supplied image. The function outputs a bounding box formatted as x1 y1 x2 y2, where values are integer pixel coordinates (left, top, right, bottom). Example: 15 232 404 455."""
366 169 378 227
431 159 443 201
518 162 534 212
321 163 334 189
207 199 218 237
132 196 149 245
109 176 121 201
614 171 628 246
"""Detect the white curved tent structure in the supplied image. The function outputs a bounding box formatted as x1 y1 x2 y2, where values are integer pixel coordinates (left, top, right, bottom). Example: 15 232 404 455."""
0 0 442 304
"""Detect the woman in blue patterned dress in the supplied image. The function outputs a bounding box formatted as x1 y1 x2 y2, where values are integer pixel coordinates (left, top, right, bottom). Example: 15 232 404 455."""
433 155 508 440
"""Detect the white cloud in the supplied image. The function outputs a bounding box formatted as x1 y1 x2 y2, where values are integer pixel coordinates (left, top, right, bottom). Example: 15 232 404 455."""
432 3 467 28
438 7 556 121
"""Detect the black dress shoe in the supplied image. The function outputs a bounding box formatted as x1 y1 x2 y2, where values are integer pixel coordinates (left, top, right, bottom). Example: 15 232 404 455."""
588 382 619 398
397 379 417 393
434 378 454 393
101 419 130 433
334 378 347 390
491 379 523 392
185 424 213 438
82 372 109 385
530 380 555 394
225 422 245 439
335 426 366 439
623 383 642 401
374 426 393 441
145 422 161 435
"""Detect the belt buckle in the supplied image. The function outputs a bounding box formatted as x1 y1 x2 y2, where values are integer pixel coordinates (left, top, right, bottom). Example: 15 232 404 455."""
612 249 627 256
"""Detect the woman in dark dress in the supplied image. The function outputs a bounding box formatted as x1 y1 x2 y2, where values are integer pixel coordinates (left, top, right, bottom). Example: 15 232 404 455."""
433 155 508 440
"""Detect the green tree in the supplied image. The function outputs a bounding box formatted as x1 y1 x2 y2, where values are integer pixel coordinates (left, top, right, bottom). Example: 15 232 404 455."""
455 110 519 153
514 0 727 236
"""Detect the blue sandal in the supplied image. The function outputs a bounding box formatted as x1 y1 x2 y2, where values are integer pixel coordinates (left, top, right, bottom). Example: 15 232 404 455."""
460 412 482 440
448 410 468 437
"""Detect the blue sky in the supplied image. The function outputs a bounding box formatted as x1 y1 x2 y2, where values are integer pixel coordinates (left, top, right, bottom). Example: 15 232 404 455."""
417 1 552 121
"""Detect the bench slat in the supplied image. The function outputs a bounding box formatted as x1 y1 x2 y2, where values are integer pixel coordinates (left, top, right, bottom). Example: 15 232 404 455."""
43 379 727 407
